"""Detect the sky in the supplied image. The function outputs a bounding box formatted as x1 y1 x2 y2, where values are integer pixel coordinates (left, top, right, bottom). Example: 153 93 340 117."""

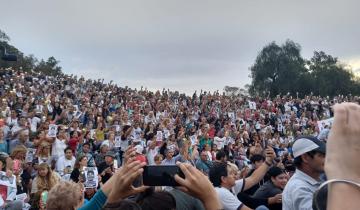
1 0 359 95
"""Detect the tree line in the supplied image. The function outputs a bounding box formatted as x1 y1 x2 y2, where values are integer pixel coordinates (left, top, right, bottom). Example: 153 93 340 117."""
248 40 359 98
0 29 63 77
2 29 358 97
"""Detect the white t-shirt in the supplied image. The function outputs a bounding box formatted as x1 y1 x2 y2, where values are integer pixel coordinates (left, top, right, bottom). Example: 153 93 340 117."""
215 186 244 210
6 117 18 127
56 156 76 175
52 138 67 159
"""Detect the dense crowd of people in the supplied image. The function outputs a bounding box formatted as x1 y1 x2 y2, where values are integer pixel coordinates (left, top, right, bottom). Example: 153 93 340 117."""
0 67 359 210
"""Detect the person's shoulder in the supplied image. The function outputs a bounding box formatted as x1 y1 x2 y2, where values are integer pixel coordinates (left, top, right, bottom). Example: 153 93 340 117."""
283 177 311 195
57 156 65 161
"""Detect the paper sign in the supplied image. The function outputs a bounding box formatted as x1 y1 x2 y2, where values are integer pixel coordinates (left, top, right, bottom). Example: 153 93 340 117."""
163 129 170 139
156 131 163 141
0 171 16 188
47 104 53 113
214 137 226 150
190 135 197 146
115 136 121 148
16 193 27 202
84 167 98 188
48 124 58 138
317 117 334 132
90 129 95 139
248 101 256 110
228 112 235 121
26 148 36 163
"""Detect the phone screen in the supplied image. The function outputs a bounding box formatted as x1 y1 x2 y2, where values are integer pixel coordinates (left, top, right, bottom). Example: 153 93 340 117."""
143 165 185 186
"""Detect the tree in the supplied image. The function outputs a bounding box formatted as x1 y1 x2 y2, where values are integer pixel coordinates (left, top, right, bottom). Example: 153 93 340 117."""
224 86 240 96
0 29 10 42
309 51 356 96
1 28 63 76
249 40 307 97
34 57 62 76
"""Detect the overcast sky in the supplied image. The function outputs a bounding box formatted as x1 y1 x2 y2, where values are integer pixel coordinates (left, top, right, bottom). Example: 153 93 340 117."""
1 0 359 95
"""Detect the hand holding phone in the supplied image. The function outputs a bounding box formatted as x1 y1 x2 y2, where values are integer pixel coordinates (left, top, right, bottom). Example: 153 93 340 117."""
143 165 185 186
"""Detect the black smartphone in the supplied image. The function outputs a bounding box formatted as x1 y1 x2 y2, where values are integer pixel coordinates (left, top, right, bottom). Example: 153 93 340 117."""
143 165 185 186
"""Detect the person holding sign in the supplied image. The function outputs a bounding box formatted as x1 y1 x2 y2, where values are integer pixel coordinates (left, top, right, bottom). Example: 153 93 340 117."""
0 155 23 210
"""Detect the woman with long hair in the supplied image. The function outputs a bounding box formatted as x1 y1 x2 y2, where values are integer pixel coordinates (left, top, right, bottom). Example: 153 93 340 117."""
70 155 88 183
31 163 59 194
29 163 59 210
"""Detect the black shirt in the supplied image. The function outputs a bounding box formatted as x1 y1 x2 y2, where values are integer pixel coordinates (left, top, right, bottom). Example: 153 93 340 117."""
97 161 114 184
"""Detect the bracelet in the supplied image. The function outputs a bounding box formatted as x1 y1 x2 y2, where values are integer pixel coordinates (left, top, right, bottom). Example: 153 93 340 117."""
318 179 360 191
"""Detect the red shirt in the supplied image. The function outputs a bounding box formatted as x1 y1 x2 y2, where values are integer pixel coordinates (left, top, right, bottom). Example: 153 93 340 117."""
208 128 216 139
68 137 79 154
0 185 7 201
135 155 147 164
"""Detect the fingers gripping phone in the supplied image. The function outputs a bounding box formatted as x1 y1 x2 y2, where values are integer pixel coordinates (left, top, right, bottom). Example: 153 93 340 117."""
143 165 185 186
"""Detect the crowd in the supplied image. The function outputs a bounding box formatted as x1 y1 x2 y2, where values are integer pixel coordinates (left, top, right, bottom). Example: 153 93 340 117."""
0 67 359 210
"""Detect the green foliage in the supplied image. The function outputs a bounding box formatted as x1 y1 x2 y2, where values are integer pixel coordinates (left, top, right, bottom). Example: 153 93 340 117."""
0 29 63 77
0 29 10 42
249 40 360 97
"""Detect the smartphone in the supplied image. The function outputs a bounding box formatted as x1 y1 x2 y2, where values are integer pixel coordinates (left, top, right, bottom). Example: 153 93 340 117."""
143 165 185 186
41 191 48 205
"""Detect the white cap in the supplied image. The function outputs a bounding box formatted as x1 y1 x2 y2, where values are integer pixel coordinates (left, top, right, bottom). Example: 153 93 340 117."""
292 136 325 158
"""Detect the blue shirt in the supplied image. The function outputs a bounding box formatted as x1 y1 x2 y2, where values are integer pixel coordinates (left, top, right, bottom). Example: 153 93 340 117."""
282 169 322 210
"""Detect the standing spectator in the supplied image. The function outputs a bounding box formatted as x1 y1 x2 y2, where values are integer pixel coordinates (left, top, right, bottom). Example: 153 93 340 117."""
50 126 68 160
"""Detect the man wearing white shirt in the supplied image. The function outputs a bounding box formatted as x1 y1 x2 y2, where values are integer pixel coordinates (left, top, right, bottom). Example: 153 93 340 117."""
56 147 76 176
209 147 275 210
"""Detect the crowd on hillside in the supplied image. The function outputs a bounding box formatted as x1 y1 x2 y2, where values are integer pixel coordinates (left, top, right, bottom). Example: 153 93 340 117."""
0 67 359 210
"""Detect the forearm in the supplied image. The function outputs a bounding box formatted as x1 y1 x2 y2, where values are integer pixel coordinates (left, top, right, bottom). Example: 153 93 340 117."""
201 194 222 210
77 189 107 210
327 182 360 210
238 193 268 209
245 163 269 190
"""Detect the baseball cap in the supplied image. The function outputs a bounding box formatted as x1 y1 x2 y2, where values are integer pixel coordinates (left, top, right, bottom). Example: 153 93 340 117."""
292 136 326 158
105 151 116 158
